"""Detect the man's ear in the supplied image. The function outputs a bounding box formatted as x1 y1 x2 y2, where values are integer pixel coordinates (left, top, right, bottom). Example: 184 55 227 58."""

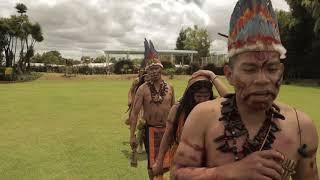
224 64 234 86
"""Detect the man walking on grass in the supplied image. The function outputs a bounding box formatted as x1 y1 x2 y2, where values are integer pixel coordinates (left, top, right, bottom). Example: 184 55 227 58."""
130 39 175 180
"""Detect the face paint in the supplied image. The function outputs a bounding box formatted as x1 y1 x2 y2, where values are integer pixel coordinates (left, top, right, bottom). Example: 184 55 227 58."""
147 65 162 81
253 51 277 61
230 51 283 111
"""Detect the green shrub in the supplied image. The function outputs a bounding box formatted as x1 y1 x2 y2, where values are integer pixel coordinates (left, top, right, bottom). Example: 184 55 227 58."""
12 72 42 82
114 60 134 74
175 67 186 75
163 68 175 79
186 63 200 75
161 61 175 69
203 63 224 75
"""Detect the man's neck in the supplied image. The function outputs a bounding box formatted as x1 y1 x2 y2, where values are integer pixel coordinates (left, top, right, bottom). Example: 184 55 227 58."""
152 78 162 85
235 96 267 127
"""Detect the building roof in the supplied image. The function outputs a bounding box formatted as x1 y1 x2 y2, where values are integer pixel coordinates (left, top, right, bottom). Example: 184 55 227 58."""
104 49 198 55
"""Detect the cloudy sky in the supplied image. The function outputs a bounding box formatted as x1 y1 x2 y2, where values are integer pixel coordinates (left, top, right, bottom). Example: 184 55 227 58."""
0 0 289 59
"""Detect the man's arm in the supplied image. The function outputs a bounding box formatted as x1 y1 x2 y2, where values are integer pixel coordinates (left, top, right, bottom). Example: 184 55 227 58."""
171 85 175 106
171 100 285 180
191 70 228 97
170 102 221 179
129 85 144 148
293 111 319 180
211 77 228 97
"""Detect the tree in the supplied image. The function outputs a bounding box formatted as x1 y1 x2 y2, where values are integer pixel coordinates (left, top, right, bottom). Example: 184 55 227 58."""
176 28 186 50
114 60 134 74
0 52 3 66
30 53 42 63
42 51 64 65
81 56 93 64
0 3 43 73
0 18 9 66
15 3 27 16
93 55 106 63
301 0 320 34
277 0 320 78
175 26 211 64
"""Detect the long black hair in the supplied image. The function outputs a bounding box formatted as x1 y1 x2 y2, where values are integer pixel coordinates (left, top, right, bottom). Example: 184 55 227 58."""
172 80 215 143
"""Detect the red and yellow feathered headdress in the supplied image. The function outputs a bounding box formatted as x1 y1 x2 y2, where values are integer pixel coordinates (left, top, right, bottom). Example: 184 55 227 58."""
228 0 286 59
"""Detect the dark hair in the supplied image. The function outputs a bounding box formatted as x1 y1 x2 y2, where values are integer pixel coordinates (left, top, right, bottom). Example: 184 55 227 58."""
172 80 215 143
134 73 147 93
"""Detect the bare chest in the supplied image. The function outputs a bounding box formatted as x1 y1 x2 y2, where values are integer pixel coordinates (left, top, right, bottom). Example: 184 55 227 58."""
204 121 301 167
144 84 173 106
142 85 173 124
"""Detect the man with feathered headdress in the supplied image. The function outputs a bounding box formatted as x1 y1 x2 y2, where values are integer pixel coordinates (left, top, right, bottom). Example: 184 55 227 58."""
171 0 318 179
130 39 175 179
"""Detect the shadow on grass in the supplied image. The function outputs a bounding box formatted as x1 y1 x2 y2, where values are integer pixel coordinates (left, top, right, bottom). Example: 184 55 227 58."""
121 141 147 161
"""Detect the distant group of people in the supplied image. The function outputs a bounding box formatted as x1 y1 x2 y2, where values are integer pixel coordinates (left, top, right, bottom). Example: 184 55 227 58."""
125 0 318 179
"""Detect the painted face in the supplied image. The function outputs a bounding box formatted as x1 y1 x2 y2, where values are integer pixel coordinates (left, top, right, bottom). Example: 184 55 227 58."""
194 87 211 104
144 74 150 82
225 51 284 111
147 65 162 81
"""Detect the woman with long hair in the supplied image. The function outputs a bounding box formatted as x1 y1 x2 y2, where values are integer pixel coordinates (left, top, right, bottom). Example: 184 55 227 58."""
152 70 228 176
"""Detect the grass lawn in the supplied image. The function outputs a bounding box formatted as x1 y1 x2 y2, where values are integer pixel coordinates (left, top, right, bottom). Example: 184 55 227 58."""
0 74 319 180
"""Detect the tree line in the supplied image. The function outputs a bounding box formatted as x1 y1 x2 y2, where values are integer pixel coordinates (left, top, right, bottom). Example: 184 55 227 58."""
276 0 320 79
0 3 43 74
31 51 108 66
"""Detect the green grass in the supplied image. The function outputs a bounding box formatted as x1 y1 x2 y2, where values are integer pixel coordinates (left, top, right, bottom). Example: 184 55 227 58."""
0 76 319 180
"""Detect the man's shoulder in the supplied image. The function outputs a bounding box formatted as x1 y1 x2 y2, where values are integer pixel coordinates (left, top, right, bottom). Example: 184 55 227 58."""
187 97 224 124
275 101 313 123
195 97 224 112
136 83 148 94
276 101 318 144
163 81 174 89
275 101 294 113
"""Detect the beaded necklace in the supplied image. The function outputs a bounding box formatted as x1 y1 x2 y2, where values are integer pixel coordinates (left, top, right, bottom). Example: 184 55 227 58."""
214 94 285 161
147 80 168 105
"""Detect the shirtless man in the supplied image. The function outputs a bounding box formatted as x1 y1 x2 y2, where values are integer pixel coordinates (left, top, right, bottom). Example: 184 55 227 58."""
127 70 149 153
171 0 318 180
130 39 175 179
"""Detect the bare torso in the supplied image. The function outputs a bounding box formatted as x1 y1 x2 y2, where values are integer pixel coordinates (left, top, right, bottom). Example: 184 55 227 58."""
204 98 301 167
141 81 174 126
171 97 318 180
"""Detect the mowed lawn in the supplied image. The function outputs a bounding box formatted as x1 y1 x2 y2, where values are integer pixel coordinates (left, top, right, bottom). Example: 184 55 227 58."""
0 74 319 180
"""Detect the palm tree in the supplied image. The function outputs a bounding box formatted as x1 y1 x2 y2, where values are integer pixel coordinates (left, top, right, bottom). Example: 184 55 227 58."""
15 3 27 16
26 23 43 69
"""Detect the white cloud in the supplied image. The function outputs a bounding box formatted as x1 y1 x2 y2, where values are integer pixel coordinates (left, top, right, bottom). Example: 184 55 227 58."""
0 0 289 59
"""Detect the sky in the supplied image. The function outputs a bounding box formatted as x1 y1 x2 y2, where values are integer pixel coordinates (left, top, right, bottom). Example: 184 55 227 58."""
0 0 290 59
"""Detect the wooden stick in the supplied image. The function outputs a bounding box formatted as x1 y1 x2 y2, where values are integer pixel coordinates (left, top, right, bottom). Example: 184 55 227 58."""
131 148 138 167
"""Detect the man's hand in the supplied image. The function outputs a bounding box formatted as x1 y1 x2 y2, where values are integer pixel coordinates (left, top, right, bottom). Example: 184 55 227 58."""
152 161 163 176
192 70 217 80
221 150 285 180
130 136 137 150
